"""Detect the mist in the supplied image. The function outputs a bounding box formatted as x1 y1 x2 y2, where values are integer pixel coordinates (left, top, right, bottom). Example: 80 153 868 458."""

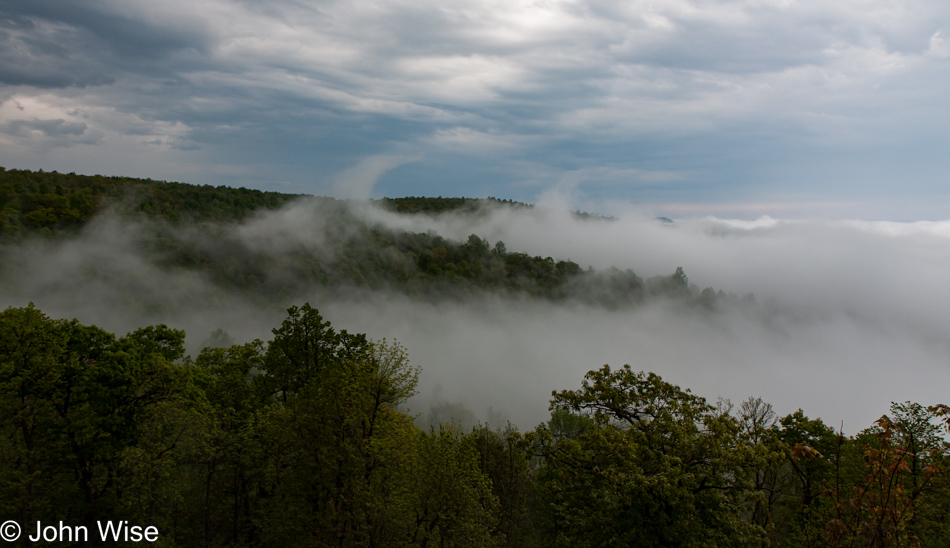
2 197 948 433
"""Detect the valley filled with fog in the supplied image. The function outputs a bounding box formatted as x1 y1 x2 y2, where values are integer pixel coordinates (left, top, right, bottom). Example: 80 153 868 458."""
2 197 948 432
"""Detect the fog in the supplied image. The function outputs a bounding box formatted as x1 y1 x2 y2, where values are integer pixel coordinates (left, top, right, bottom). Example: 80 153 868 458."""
2 198 949 433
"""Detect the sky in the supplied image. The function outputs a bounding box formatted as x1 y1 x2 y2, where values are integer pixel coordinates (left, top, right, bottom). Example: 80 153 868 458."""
1 0 949 219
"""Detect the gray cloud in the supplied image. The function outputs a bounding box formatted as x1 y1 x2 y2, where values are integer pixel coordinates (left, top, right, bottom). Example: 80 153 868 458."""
1 0 209 64
0 17 116 88
1 0 949 214
0 117 103 147
3 117 87 136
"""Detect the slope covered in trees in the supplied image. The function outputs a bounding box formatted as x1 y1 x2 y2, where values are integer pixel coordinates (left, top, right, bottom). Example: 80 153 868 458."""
382 196 532 215
2 304 948 547
0 167 299 234
0 167 727 309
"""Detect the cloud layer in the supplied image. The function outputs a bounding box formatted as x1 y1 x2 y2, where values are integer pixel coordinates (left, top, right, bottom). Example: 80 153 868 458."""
2 201 948 432
2 0 949 217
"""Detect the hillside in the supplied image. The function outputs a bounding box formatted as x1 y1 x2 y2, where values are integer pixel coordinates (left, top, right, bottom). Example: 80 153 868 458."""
0 167 299 235
0 167 736 308
2 168 948 548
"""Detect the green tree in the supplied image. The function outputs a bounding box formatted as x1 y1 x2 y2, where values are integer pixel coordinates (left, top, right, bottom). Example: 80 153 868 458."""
0 305 192 539
470 424 541 546
397 426 502 547
262 303 370 401
529 365 767 547
257 307 422 545
182 341 267 547
0 304 67 533
775 409 839 544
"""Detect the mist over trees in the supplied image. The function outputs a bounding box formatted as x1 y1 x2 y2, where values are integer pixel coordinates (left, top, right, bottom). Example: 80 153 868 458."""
4 167 950 545
2 304 948 547
0 167 734 309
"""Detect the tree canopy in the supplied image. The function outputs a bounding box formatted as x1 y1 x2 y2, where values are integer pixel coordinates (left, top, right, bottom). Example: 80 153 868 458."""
2 304 947 547
1 167 732 310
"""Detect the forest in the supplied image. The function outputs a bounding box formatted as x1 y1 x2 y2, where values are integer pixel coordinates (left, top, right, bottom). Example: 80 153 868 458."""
1 303 949 547
2 167 949 547
0 167 727 308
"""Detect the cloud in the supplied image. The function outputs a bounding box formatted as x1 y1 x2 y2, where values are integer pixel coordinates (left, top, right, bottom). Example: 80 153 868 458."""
0 0 947 439
3 201 950 433
0 117 102 147
3 118 88 137
332 154 420 199
0 0 948 214
927 30 950 58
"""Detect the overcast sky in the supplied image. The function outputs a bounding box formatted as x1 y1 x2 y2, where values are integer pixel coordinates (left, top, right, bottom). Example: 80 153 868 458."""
1 0 948 219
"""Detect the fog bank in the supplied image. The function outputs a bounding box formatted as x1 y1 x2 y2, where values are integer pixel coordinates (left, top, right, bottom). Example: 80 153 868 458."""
2 199 948 432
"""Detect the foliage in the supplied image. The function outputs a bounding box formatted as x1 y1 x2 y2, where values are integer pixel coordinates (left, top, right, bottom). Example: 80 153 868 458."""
1 167 733 310
822 404 949 547
529 365 769 547
0 304 193 535
382 196 531 215
0 166 298 238
4 303 946 547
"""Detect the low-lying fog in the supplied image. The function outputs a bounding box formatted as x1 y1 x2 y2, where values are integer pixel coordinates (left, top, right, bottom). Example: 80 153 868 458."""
2 198 949 433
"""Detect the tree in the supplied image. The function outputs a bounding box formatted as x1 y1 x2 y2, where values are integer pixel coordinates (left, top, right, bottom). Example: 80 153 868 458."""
262 303 370 401
397 426 502 547
470 424 541 546
734 397 786 538
257 306 423 545
182 341 267 547
529 365 767 547
823 405 948 548
645 267 690 298
0 304 67 532
0 305 192 539
774 410 839 544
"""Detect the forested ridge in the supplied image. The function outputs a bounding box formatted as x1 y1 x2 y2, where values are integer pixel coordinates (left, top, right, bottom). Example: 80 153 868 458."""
0 168 537 234
0 167 727 308
2 168 949 546
2 304 948 547
0 167 300 231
